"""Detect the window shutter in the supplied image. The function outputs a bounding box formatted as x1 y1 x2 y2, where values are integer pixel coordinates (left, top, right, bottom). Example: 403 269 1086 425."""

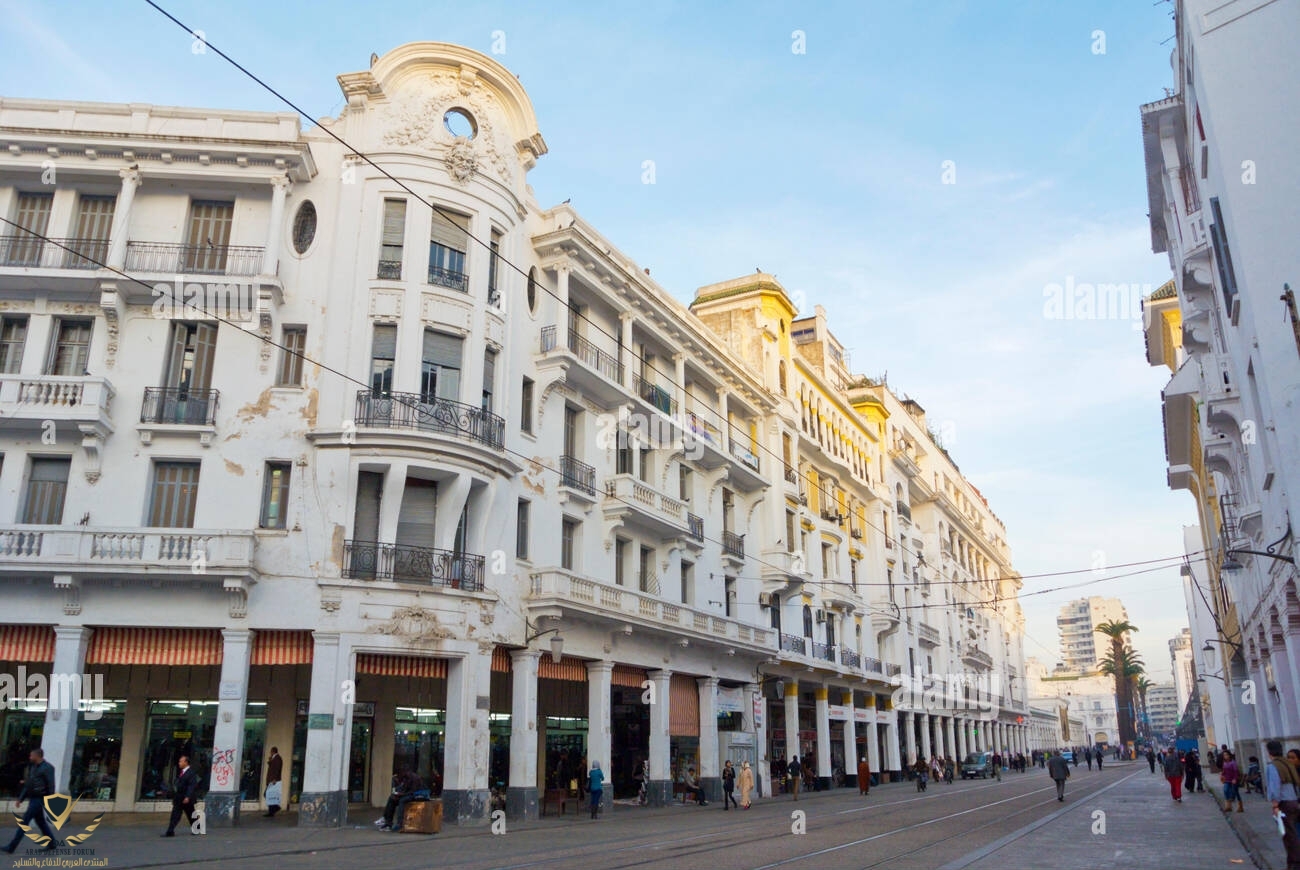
372 324 397 360
76 196 116 241
422 330 462 367
353 471 383 542
429 210 470 250
381 200 407 246
483 349 496 387
395 478 437 549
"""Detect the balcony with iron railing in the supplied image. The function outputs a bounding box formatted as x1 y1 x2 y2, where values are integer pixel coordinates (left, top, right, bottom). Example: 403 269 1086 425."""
140 387 219 426
729 433 760 472
896 500 912 522
784 465 798 484
687 513 704 542
918 622 941 646
377 259 402 280
862 656 884 674
560 454 597 496
631 373 677 417
342 539 483 591
538 325 627 406
126 242 265 277
428 264 469 293
780 633 807 655
0 236 109 270
722 530 745 560
841 648 861 668
354 390 504 450
811 641 836 663
528 570 774 650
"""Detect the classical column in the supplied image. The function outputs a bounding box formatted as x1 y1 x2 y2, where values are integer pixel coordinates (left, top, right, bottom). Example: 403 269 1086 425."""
507 650 540 820
884 715 901 774
902 711 916 766
746 681 768 797
555 265 570 347
444 651 492 825
260 173 292 276
919 712 932 761
619 312 634 388
698 677 720 800
206 629 254 827
41 627 92 800
105 167 141 269
946 716 957 761
784 680 800 762
300 633 352 827
648 670 672 805
957 719 968 759
586 662 613 813
673 352 686 419
842 690 857 789
867 706 881 776
814 686 831 789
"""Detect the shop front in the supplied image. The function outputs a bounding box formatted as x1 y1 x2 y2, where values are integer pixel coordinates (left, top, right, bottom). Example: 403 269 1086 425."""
669 674 700 790
610 666 648 798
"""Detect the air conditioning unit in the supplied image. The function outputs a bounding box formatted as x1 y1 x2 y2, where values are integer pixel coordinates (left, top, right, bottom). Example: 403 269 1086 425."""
758 592 777 608
815 610 827 624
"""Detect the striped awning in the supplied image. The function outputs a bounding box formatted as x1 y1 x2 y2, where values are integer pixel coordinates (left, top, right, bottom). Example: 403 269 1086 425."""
0 625 55 662
491 646 513 674
612 665 648 688
251 631 314 666
86 628 222 666
538 656 588 682
670 673 700 736
355 653 448 679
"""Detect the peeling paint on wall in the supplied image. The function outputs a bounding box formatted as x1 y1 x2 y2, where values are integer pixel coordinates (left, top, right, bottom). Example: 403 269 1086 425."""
302 388 319 427
224 459 245 476
235 387 277 423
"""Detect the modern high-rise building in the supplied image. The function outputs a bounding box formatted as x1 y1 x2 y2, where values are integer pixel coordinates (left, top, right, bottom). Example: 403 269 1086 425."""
1139 0 1299 761
1055 597 1128 674
1170 628 1196 716
1146 684 1180 738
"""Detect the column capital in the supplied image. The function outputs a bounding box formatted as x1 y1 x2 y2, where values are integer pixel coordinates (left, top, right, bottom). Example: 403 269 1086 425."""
52 625 92 642
586 660 614 677
619 310 635 324
270 172 293 192
221 628 255 644
510 648 542 667
696 675 720 690
118 166 141 186
651 668 673 680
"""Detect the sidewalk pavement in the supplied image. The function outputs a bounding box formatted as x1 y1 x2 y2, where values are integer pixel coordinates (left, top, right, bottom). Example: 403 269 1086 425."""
1206 777 1288 870
942 762 1254 870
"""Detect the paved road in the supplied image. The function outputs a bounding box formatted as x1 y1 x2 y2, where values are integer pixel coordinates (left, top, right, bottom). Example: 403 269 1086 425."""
2 762 1254 869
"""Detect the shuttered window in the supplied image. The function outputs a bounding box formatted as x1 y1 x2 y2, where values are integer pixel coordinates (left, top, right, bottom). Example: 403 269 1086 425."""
260 462 291 529
164 321 218 391
277 326 306 386
69 195 115 267
149 461 200 528
46 319 93 376
0 316 27 374
371 324 396 394
428 209 470 281
420 330 461 402
379 199 406 278
395 478 437 549
183 200 233 273
22 457 70 524
481 348 496 412
353 471 383 543
670 674 700 736
8 193 52 265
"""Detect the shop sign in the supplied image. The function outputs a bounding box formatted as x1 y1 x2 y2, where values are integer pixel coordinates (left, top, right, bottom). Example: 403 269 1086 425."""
219 681 243 700
353 702 376 717
308 714 333 730
854 709 871 722
753 694 764 729
828 705 848 720
77 729 96 737
173 731 192 739
717 687 744 714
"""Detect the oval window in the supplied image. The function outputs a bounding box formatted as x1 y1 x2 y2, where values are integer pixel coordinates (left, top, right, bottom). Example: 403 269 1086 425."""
527 267 538 313
291 201 317 254
444 108 477 140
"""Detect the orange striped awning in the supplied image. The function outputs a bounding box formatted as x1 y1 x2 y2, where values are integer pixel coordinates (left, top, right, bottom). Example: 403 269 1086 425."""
670 673 700 736
492 646 513 674
251 631 314 666
0 625 55 662
538 656 588 682
612 665 648 688
86 628 222 666
356 653 448 679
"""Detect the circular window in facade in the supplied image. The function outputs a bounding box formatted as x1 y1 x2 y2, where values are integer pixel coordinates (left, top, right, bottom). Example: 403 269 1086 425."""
527 267 538 313
291 200 317 254
444 108 477 140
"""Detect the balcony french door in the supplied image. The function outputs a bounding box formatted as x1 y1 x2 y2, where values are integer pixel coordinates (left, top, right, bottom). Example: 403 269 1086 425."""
5 193 52 266
183 201 234 274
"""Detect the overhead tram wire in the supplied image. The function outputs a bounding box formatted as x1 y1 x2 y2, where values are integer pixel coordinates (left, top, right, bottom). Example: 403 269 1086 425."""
141 0 994 576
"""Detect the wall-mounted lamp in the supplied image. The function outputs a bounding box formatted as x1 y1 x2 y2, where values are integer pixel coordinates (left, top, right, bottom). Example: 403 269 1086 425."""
526 620 564 663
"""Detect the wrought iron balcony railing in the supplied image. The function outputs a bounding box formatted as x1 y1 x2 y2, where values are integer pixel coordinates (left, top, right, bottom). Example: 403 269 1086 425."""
343 539 483 590
687 513 704 542
784 465 798 484
428 265 469 292
631 373 677 416
560 454 597 496
780 633 807 655
140 387 219 425
126 242 264 276
0 236 109 269
841 648 861 668
376 259 402 279
722 530 745 558
540 326 624 383
354 390 504 450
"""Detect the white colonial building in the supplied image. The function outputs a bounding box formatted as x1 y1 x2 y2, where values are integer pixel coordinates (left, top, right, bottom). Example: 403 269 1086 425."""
1140 0 1300 762
0 42 1030 827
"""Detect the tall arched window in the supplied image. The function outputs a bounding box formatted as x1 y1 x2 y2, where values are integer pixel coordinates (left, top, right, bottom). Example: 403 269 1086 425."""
803 605 813 638
826 616 836 649
771 595 782 632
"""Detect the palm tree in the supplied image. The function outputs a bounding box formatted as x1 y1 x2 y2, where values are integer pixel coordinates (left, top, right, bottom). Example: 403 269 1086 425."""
1098 643 1145 745
1134 676 1154 741
1095 621 1137 742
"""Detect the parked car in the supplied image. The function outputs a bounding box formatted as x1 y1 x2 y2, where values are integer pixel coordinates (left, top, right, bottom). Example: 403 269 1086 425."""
961 751 994 779
1061 750 1075 763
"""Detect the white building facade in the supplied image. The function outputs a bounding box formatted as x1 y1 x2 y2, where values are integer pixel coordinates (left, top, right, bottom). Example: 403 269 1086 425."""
0 42 1031 826
1139 0 1300 761
1055 597 1128 674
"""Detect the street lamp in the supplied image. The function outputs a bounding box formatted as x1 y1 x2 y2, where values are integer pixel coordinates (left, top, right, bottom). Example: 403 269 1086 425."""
525 620 564 663
1221 528 1295 572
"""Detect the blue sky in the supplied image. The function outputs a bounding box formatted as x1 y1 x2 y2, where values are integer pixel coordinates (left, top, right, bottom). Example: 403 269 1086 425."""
0 0 1194 680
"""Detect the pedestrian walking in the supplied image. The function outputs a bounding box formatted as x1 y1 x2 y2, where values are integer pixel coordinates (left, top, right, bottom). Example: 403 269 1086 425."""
786 756 801 801
2 748 60 854
1048 751 1070 801
1095 745 1104 771
263 746 283 818
1164 747 1185 802
1084 747 1092 770
857 755 870 795
1147 747 1157 774
161 755 199 837
738 761 754 809
1221 750 1244 814
1266 739 1300 869
992 752 1003 781
722 760 737 810
588 760 604 819
1185 750 1204 793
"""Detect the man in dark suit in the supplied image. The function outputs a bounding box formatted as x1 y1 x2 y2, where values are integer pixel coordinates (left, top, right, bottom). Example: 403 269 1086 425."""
3 748 60 853
162 756 199 837
263 747 283 818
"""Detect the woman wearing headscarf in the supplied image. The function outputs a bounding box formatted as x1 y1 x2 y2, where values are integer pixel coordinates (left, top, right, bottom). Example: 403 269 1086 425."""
738 761 754 809
587 760 604 820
